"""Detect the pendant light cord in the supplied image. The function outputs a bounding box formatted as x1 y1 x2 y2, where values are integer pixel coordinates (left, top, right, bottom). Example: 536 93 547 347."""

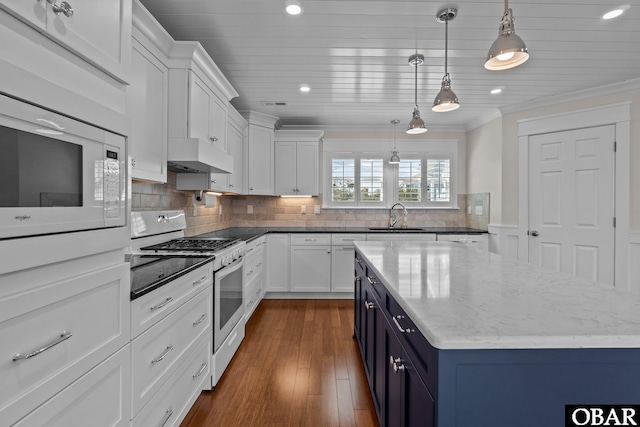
414 53 418 106
444 16 448 76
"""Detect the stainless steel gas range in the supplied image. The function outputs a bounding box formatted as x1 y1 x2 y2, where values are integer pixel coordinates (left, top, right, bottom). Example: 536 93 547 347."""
129 210 246 387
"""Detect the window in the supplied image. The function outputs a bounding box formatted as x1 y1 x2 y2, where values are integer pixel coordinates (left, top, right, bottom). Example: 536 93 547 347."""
327 153 386 207
323 139 457 209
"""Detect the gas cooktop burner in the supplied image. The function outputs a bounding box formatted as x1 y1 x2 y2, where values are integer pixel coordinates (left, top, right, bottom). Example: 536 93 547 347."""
141 237 240 253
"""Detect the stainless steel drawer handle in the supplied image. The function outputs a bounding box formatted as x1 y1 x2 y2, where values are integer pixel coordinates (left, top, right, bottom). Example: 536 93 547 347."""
364 301 374 310
392 315 414 334
246 247 254 253
192 276 207 285
256 262 262 268
367 276 376 285
193 362 207 379
151 345 174 364
150 297 173 311
13 331 72 361
160 408 173 427
192 313 207 326
47 0 73 17
304 238 317 241
355 257 362 264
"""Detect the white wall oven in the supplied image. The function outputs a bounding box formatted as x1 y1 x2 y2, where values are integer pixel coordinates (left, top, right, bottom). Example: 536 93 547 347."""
0 94 125 239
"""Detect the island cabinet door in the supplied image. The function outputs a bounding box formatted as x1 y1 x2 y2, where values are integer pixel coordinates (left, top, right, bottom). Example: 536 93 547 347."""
401 347 435 427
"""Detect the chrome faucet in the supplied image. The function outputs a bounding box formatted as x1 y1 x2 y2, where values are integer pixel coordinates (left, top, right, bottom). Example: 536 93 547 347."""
389 202 408 228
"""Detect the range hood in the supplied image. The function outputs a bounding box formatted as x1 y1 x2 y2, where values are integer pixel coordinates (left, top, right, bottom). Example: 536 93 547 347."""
167 137 233 174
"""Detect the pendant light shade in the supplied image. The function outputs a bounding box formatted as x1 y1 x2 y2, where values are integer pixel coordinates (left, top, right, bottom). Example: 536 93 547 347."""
433 8 460 112
485 0 529 71
406 54 427 134
389 119 400 164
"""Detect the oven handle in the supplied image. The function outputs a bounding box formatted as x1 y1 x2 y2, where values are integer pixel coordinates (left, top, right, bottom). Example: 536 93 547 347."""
217 256 244 277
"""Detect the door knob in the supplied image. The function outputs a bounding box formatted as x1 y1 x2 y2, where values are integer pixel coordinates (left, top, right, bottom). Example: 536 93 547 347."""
530 230 539 237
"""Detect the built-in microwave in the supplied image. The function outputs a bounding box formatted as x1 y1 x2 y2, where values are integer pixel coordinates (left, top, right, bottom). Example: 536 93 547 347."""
0 94 126 239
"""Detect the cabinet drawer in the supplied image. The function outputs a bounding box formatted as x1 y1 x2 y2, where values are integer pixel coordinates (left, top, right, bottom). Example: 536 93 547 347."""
290 234 331 245
244 274 263 320
244 236 265 255
244 254 264 285
14 345 131 427
0 263 130 426
133 334 211 427
385 294 438 398
131 262 212 338
331 233 365 245
131 287 212 416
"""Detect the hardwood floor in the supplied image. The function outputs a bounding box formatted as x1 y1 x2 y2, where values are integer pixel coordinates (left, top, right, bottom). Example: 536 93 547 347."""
180 299 378 427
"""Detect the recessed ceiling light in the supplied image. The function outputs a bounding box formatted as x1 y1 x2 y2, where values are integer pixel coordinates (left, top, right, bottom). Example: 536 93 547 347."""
285 0 303 15
299 86 310 93
603 9 624 19
490 88 503 95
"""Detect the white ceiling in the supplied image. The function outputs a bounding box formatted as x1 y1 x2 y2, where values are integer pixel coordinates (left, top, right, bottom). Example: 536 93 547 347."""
139 0 640 131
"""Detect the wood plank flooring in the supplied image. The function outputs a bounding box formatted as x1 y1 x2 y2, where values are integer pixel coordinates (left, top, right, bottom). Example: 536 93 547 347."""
180 299 378 427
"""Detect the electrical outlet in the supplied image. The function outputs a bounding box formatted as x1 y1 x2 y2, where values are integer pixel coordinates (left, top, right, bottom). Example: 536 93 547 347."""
247 205 253 214
475 205 483 216
192 204 198 216
314 205 321 214
219 205 222 215
467 206 472 215
301 205 307 215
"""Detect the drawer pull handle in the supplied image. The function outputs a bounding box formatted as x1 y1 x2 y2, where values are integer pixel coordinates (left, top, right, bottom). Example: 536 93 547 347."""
389 356 405 373
364 301 374 310
150 297 173 311
304 238 317 241
392 315 415 334
13 331 72 361
160 408 173 427
247 270 254 276
246 248 254 254
193 362 207 379
366 276 376 285
192 276 207 285
355 257 362 264
256 262 262 268
151 345 174 364
193 313 207 326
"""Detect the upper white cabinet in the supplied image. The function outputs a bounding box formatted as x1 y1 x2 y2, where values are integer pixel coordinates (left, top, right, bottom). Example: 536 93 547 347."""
226 107 247 193
127 1 172 182
274 130 324 196
242 111 279 195
167 42 238 174
0 0 132 83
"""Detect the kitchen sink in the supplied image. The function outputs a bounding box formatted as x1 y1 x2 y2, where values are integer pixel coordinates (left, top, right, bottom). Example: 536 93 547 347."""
367 227 425 232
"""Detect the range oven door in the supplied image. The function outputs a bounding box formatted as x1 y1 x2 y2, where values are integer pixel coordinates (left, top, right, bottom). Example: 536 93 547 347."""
213 257 245 352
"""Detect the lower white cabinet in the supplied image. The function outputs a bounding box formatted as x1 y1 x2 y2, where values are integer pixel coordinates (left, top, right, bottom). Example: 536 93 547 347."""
366 233 437 242
290 234 331 292
132 333 211 427
244 236 265 320
437 233 488 251
330 234 365 293
0 262 130 426
13 345 131 427
266 234 290 292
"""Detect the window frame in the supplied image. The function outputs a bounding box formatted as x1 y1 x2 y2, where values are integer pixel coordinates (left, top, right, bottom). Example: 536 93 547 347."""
322 139 458 209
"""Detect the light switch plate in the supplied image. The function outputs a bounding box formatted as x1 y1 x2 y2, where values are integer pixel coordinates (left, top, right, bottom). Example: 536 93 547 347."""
247 205 253 214
314 205 321 214
301 205 307 214
475 205 483 216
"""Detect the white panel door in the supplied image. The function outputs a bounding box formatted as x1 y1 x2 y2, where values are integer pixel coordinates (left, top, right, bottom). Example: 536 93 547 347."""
188 72 212 143
528 125 615 284
274 141 297 195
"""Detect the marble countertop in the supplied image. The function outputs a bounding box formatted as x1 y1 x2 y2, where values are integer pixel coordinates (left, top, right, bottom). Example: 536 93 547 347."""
354 240 640 350
196 226 487 242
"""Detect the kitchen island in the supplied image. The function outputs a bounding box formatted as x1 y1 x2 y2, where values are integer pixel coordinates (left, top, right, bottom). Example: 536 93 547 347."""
353 240 640 427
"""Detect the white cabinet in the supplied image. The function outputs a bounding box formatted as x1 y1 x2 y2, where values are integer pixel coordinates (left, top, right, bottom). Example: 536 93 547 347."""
330 234 365 293
266 234 290 292
274 130 324 196
128 24 169 182
208 106 247 193
366 233 437 242
437 233 488 251
244 236 266 319
0 262 130 426
188 72 227 153
290 234 332 292
0 0 132 83
242 111 279 195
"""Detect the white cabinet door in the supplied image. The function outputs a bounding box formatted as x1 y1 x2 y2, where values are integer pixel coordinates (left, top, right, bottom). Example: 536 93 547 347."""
246 124 274 195
227 121 244 193
188 72 213 143
266 234 290 292
290 246 331 292
0 0 47 30
295 141 318 196
128 39 168 183
210 96 227 153
45 0 132 82
331 246 355 293
274 141 297 195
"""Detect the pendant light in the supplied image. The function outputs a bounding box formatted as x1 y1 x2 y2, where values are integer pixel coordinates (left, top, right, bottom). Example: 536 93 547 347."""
389 119 400 164
406 53 427 134
433 8 460 112
485 0 529 70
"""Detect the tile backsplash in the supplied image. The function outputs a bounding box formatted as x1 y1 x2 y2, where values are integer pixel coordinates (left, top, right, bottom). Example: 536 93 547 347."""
132 173 489 236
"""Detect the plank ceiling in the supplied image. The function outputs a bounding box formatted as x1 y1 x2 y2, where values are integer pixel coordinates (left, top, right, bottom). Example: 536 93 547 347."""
139 0 640 131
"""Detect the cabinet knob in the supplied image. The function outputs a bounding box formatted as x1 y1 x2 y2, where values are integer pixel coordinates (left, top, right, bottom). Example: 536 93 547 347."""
250 187 254 191
47 0 73 17
210 136 218 142
212 180 217 184
530 230 539 237
229 184 234 188
364 301 374 310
